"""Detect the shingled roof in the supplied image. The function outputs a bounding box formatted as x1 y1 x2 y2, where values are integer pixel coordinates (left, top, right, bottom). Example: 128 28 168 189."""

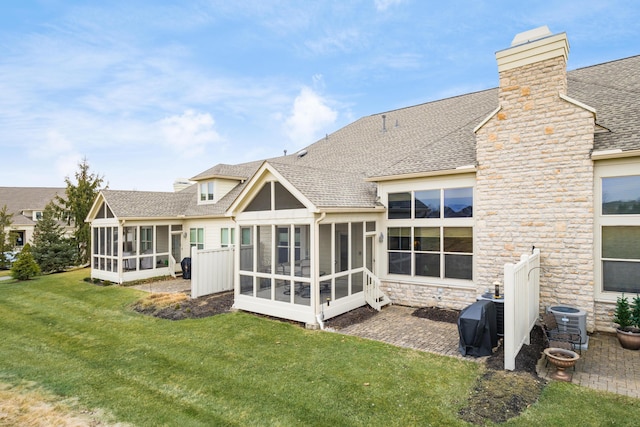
0 187 65 226
100 187 195 219
99 54 639 218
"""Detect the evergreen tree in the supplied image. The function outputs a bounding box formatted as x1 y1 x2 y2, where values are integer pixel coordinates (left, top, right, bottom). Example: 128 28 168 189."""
0 205 17 269
55 157 106 265
11 243 40 280
32 203 76 273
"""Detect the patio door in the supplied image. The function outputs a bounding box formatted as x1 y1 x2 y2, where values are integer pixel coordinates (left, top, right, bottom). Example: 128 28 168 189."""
171 233 182 272
366 235 375 273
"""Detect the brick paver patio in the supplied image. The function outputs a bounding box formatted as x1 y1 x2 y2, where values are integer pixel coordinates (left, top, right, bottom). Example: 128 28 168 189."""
336 305 640 399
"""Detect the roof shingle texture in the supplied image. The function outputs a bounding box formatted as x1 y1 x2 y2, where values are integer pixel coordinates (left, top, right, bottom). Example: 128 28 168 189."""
101 55 639 217
0 187 65 226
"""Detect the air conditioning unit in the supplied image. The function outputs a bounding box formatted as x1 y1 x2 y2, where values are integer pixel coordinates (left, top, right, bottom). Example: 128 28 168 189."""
549 306 588 350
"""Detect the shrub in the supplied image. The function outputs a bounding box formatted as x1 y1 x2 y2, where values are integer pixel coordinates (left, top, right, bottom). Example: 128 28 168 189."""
631 295 640 330
613 294 633 330
11 244 41 281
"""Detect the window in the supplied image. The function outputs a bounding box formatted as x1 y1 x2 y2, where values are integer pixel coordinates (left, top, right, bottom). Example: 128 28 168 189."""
415 227 440 277
238 224 311 306
277 227 289 265
15 231 24 247
444 188 473 218
245 184 272 211
389 187 473 220
386 185 473 281
388 227 411 274
190 228 204 250
123 227 137 254
274 182 304 210
599 173 640 294
140 226 153 253
92 226 118 273
200 182 214 202
388 192 411 219
221 228 235 248
388 226 472 279
603 176 640 215
240 227 253 271
95 203 114 219
245 182 305 212
415 190 440 218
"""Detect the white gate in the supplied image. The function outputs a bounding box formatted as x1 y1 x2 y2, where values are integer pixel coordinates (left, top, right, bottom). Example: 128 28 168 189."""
503 248 541 371
191 247 234 298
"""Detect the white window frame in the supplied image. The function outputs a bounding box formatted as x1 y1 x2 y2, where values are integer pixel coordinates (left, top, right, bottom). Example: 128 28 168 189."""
594 158 640 302
221 227 235 248
199 181 215 204
381 174 475 286
190 227 204 250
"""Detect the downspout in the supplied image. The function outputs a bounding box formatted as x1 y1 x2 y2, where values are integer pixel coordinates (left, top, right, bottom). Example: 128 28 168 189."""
119 220 125 284
315 212 327 330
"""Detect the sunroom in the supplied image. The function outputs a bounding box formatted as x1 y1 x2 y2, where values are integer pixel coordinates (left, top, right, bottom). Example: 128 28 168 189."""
227 163 384 326
87 193 185 283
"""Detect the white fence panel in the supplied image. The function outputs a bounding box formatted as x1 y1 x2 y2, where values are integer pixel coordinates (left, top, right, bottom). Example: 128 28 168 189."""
504 248 540 371
364 268 382 311
191 247 234 298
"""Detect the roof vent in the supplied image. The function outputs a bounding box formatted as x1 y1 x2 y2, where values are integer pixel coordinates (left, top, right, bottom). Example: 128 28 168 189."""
510 25 552 47
296 149 308 158
382 114 387 132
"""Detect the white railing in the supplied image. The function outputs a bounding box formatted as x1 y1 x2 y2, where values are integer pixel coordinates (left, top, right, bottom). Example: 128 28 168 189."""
364 268 386 311
191 247 234 298
503 248 541 371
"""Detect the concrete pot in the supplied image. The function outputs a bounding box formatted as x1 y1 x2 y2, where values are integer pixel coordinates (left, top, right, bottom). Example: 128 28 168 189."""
616 327 640 350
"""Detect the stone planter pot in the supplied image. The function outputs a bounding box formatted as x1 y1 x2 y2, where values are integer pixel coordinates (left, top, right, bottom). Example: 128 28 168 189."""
616 327 640 350
543 347 580 382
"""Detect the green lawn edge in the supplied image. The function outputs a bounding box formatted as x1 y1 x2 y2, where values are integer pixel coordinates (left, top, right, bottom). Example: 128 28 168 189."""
1 269 638 426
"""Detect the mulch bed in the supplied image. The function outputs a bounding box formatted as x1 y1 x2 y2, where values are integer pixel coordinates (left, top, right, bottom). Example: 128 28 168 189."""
133 291 234 320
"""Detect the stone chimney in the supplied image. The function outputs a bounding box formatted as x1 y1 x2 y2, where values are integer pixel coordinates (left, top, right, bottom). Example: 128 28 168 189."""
474 26 596 330
496 26 570 104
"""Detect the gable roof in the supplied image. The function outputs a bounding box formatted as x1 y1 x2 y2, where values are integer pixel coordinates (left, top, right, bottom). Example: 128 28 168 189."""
97 187 195 219
266 161 378 209
189 161 263 182
0 187 65 226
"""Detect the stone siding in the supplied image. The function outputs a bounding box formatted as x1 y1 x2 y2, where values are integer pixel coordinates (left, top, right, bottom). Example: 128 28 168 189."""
380 280 477 310
475 55 596 330
594 300 617 333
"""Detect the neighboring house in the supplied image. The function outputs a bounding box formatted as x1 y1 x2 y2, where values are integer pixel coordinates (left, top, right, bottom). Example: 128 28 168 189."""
87 27 640 332
0 187 73 249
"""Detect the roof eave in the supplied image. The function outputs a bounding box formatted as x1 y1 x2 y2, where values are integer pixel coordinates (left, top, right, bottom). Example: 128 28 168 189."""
190 174 247 182
319 206 384 214
591 148 640 160
366 165 477 182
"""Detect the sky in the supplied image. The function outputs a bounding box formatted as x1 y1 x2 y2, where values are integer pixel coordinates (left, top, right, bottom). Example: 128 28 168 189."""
1 1 639 192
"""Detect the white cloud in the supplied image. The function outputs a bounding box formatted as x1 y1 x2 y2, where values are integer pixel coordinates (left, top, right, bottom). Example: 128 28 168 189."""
29 129 83 180
159 110 221 157
284 87 337 148
304 28 365 56
374 0 405 12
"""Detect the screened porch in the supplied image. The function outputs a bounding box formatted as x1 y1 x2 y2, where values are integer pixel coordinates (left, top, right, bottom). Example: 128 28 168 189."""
233 218 379 325
91 221 184 283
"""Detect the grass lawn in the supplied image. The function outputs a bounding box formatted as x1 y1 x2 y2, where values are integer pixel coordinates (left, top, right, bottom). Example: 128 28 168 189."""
0 269 11 277
1 270 638 426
